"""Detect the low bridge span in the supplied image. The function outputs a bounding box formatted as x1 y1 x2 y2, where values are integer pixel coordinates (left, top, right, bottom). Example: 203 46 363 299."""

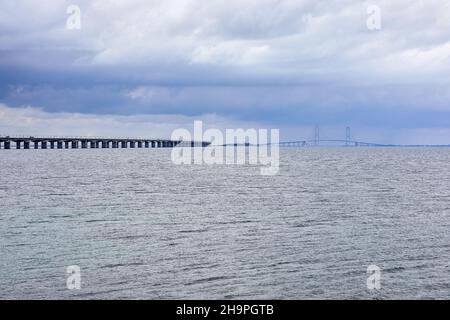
0 136 210 149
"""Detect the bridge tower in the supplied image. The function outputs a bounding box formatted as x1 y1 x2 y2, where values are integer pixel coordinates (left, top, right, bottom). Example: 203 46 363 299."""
346 126 351 146
314 125 320 146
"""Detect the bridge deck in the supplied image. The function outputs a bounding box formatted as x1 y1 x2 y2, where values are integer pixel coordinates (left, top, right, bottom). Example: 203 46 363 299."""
0 136 210 149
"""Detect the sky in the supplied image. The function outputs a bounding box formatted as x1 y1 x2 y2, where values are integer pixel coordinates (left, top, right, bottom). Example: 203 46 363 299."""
1 0 450 144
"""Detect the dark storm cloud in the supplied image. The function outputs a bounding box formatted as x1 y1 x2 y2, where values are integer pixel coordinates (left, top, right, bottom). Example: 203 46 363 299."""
1 0 450 140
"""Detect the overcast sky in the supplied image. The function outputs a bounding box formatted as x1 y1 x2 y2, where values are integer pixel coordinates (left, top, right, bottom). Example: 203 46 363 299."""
1 0 450 143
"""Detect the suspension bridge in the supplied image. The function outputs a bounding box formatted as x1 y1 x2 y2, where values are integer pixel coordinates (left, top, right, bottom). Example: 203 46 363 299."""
276 139 392 147
271 126 450 147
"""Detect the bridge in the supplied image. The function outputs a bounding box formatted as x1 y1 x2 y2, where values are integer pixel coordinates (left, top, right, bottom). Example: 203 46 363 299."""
272 126 395 147
276 139 393 147
270 126 450 147
0 136 210 149
267 126 448 147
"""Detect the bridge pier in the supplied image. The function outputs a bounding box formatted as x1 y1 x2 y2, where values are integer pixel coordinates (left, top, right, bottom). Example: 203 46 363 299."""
1 137 204 150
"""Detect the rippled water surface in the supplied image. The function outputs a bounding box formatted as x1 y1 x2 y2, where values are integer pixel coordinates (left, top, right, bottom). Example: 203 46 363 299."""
1 148 450 299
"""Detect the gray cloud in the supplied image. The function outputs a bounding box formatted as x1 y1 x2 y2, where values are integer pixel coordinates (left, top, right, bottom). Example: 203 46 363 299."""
1 0 450 142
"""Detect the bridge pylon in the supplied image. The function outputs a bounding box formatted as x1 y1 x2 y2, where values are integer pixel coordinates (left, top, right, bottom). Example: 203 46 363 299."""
314 125 320 146
346 126 351 146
